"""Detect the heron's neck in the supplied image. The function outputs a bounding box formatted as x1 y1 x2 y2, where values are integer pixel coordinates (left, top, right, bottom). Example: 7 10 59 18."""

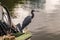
31 12 34 19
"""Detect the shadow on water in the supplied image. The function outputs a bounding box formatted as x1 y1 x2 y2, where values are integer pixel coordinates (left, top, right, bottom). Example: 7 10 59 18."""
31 30 60 40
30 0 46 9
1 0 24 10
0 0 24 16
0 0 46 11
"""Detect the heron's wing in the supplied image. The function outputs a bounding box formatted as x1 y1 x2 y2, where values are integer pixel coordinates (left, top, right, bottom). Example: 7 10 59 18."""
21 16 31 30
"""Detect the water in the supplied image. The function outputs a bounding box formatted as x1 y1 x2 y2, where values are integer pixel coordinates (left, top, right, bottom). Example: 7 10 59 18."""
45 0 60 13
11 0 45 26
1 0 60 40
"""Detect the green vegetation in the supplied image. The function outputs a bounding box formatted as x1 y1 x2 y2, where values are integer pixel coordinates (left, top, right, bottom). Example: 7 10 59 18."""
15 32 32 40
13 32 24 37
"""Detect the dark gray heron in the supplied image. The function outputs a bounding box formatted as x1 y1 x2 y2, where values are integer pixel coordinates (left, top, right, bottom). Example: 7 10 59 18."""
20 10 35 32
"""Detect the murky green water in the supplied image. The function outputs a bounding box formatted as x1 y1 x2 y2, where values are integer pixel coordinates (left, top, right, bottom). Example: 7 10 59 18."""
1 0 45 11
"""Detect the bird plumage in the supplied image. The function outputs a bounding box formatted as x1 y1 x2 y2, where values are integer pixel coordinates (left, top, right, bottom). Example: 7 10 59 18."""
21 10 35 31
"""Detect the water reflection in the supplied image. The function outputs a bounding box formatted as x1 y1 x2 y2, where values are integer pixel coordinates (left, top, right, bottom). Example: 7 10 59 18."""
45 0 60 13
1 0 46 11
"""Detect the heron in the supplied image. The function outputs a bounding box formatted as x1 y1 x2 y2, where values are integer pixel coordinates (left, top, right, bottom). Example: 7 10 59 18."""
20 10 35 32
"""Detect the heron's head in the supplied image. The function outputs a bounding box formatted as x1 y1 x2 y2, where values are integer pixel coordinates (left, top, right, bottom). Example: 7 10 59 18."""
31 10 35 14
31 10 35 12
